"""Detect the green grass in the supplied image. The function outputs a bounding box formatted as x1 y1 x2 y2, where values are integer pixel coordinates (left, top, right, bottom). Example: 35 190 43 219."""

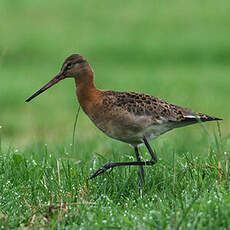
1 0 230 229
0 134 230 229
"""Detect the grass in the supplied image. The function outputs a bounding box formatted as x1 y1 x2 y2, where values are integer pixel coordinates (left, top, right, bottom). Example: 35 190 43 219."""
0 132 230 229
1 0 230 229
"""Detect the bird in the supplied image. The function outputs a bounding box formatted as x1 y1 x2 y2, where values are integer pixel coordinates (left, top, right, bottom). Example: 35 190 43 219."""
25 54 222 185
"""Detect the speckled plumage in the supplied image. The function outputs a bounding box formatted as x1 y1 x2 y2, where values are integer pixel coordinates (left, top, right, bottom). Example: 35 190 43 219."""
81 89 221 145
101 90 212 121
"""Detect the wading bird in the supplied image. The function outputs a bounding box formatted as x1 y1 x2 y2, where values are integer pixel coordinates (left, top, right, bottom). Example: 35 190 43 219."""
26 54 222 185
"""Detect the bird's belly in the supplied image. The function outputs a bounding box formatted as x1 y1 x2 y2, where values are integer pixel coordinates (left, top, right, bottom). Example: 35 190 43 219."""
140 123 174 141
107 123 173 145
94 115 174 145
95 119 144 144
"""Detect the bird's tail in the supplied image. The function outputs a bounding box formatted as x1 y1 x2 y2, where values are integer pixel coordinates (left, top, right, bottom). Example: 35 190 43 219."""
184 115 222 122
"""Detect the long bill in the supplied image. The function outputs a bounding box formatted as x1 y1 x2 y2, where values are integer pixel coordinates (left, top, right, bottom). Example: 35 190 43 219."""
25 72 64 102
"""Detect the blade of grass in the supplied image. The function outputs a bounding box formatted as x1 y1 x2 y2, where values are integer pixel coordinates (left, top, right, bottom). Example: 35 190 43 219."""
72 105 81 154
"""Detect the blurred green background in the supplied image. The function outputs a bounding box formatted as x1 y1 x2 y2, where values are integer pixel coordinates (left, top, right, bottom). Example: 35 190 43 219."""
0 0 229 149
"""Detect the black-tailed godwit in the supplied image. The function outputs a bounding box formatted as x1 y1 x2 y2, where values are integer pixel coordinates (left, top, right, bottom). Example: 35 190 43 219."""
26 54 222 185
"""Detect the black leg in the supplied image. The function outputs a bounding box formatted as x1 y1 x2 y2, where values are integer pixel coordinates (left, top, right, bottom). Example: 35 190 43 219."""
89 137 157 180
89 160 154 180
143 136 158 163
134 146 145 186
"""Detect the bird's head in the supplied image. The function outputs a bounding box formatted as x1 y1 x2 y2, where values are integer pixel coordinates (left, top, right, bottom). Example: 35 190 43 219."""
61 54 89 78
25 54 91 102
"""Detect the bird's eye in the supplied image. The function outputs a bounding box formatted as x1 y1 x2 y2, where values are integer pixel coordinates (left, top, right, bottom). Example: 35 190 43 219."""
66 63 72 69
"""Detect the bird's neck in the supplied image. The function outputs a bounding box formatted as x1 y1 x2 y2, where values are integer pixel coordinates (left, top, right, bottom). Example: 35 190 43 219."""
74 69 101 114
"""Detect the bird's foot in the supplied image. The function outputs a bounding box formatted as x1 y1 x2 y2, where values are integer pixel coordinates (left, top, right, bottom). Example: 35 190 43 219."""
89 162 113 180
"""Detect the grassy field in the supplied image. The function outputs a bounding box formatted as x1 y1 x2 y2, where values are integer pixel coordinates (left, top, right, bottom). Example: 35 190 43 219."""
1 0 230 229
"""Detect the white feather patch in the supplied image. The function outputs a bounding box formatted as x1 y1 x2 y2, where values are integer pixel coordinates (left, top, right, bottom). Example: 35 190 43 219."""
184 115 199 119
